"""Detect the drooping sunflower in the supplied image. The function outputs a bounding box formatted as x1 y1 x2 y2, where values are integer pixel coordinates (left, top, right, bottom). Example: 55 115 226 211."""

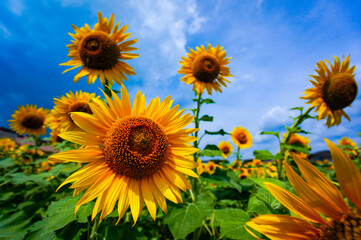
283 133 310 147
339 137 359 159
9 105 48 137
301 56 358 127
53 91 97 132
178 44 232 95
60 11 138 85
217 141 233 159
246 139 361 239
230 126 252 149
49 85 198 224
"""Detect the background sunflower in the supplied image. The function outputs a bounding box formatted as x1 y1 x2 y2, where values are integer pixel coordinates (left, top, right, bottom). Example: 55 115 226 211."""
60 11 139 85
9 104 48 137
178 44 232 95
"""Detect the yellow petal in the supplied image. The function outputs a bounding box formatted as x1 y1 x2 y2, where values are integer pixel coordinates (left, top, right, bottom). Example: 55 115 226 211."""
265 183 327 224
129 179 143 225
284 161 338 222
59 131 103 146
152 173 178 203
48 148 103 163
293 154 349 214
246 215 319 240
70 112 107 137
141 177 157 220
325 138 361 210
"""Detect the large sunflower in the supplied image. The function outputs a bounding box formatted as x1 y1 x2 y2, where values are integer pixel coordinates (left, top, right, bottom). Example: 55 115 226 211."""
301 56 358 127
9 105 48 137
49 85 198 224
218 141 233 159
246 139 361 239
53 91 97 132
230 126 252 149
60 11 138 85
178 44 232 95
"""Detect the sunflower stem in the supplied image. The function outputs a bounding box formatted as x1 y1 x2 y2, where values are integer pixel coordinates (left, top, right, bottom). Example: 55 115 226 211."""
236 146 240 161
278 106 315 180
89 217 100 240
192 92 202 197
103 79 114 98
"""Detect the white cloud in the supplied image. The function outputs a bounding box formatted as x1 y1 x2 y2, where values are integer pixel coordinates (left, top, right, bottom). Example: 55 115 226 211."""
124 0 206 88
259 106 294 131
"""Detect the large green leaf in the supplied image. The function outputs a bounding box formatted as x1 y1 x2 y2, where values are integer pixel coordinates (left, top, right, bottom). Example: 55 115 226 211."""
204 129 229 136
164 193 214 239
0 211 32 240
213 208 256 239
253 150 274 160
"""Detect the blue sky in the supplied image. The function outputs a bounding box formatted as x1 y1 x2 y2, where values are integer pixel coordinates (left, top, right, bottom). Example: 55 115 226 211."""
1 0 361 160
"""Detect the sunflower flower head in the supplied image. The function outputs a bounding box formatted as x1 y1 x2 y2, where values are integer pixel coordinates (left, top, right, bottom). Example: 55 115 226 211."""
301 56 358 127
178 44 232 95
53 90 97 132
49 85 198 224
60 11 138 85
339 137 359 159
9 104 48 137
217 141 233 159
246 139 361 239
230 126 252 149
0 138 17 152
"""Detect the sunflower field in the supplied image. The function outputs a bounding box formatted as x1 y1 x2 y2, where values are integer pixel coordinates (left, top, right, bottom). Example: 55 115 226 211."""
1 10 361 240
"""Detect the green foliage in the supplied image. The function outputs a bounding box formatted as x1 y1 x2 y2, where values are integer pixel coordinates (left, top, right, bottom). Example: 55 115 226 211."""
253 150 274 160
204 129 229 136
198 144 223 157
198 114 214 122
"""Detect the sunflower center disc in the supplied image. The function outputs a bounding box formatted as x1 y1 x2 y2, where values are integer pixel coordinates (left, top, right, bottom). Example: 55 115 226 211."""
319 210 361 239
222 146 230 154
236 133 247 144
68 102 92 114
322 73 358 111
103 116 168 179
192 53 220 83
79 31 120 70
21 113 44 129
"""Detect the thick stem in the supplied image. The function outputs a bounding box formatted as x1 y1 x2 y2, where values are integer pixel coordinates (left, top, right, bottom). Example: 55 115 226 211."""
89 217 100 240
103 79 113 98
236 147 240 161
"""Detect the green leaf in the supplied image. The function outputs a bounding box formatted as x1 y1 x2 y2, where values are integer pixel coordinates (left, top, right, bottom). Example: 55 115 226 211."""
204 129 229 135
213 208 255 239
201 98 216 104
0 211 32 239
76 201 95 223
28 220 57 240
164 194 213 239
45 195 78 231
198 115 213 122
0 158 16 169
253 150 274 160
249 177 286 189
247 196 272 215
260 131 280 139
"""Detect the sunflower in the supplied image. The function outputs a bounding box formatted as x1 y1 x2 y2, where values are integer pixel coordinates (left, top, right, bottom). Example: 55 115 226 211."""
301 56 358 127
60 11 138 85
0 138 17 151
46 110 62 143
9 105 48 137
283 133 310 147
178 44 232 95
49 85 198 224
53 91 97 132
246 139 361 239
339 137 358 159
197 159 207 175
218 141 233 159
230 126 252 149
